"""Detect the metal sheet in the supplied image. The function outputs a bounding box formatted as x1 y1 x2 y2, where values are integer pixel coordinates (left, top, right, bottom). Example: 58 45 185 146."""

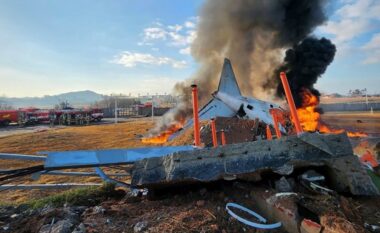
44 146 194 169
0 183 102 191
0 153 46 161
94 167 130 188
25 170 130 181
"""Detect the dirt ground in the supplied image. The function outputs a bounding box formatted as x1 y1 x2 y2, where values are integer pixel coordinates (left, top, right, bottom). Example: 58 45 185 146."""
321 112 380 137
320 96 380 104
0 113 380 232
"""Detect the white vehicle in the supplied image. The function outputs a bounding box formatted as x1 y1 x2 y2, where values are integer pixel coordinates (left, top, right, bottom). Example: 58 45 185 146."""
91 112 104 122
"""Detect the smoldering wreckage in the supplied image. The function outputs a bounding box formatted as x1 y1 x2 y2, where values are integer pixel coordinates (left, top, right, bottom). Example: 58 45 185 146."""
1 59 379 232
1 0 380 232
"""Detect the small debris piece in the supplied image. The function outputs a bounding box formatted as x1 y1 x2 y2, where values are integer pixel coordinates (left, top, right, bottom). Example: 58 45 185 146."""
275 177 293 192
360 150 379 168
364 223 380 232
10 214 19 219
93 206 105 215
133 221 148 233
196 200 205 207
39 219 74 233
72 223 86 233
199 188 207 196
225 203 281 229
301 170 325 182
300 218 322 233
2 224 9 231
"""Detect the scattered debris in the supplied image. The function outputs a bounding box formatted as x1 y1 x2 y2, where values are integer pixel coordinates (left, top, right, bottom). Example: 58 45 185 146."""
133 221 148 233
300 218 321 233
275 177 293 192
225 202 282 229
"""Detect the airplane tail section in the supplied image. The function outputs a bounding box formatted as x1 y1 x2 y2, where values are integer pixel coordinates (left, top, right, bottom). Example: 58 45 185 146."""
170 58 242 140
217 58 242 96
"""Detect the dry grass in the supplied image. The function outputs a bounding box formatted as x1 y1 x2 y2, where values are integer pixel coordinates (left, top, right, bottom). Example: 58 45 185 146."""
0 120 155 168
320 96 380 104
321 112 380 136
0 113 379 203
0 119 155 203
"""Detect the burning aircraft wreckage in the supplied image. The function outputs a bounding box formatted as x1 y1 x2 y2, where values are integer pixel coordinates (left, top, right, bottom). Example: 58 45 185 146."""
1 0 380 231
0 58 379 232
0 58 377 191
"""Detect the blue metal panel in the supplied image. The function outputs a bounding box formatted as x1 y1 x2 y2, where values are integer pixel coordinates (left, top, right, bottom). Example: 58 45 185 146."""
44 146 194 169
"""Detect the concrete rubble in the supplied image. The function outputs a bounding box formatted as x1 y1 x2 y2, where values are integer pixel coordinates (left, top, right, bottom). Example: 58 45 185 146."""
132 132 379 196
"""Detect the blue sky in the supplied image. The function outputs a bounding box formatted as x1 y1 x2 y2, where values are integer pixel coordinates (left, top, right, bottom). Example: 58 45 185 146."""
0 0 379 97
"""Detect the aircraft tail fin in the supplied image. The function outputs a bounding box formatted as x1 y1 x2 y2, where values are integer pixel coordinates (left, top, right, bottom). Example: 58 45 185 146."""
217 58 242 96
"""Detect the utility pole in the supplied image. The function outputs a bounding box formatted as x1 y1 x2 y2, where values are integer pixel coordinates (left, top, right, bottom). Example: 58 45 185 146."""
151 95 154 122
114 96 118 124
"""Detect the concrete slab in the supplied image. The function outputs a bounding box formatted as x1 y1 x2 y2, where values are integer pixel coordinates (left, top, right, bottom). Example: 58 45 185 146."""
132 133 379 196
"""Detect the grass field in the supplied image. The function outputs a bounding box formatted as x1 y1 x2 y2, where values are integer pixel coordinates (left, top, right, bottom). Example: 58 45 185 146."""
0 112 379 203
0 119 156 203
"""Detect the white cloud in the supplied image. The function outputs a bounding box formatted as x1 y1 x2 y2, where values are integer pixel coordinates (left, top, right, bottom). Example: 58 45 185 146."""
167 24 183 32
184 21 195 28
140 17 198 55
337 0 380 20
319 0 379 44
362 33 380 64
179 47 191 55
137 41 153 46
143 27 167 40
321 18 371 44
318 0 380 62
114 51 186 69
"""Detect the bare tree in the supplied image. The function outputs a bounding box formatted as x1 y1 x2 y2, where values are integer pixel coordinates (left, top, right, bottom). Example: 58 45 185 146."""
0 101 13 110
55 100 72 110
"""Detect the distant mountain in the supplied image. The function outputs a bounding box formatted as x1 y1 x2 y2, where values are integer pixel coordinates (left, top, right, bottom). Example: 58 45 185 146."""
0 90 105 108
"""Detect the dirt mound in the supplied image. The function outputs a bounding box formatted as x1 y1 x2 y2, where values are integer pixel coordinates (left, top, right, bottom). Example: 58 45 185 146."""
165 117 267 147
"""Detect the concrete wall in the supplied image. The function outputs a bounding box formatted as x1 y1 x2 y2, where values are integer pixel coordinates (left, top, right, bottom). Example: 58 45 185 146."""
320 102 380 112
102 107 170 117
138 107 170 116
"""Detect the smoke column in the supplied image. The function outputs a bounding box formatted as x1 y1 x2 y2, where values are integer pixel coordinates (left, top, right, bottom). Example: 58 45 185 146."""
153 0 330 134
271 37 336 107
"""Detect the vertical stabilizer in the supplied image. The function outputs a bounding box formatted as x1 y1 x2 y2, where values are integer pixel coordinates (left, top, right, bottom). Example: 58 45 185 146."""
217 58 242 96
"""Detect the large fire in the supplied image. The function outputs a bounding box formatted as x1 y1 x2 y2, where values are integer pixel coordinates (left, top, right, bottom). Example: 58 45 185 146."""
296 89 367 137
142 121 184 144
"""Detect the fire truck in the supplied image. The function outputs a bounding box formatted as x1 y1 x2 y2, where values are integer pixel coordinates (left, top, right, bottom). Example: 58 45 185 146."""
0 108 104 127
0 110 19 126
0 109 38 126
53 108 91 126
20 108 50 124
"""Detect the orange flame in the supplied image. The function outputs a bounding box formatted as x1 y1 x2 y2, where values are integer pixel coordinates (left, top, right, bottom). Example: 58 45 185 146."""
296 89 367 137
142 121 184 144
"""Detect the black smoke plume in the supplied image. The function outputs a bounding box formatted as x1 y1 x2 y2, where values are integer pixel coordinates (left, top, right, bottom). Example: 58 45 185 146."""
272 37 336 107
